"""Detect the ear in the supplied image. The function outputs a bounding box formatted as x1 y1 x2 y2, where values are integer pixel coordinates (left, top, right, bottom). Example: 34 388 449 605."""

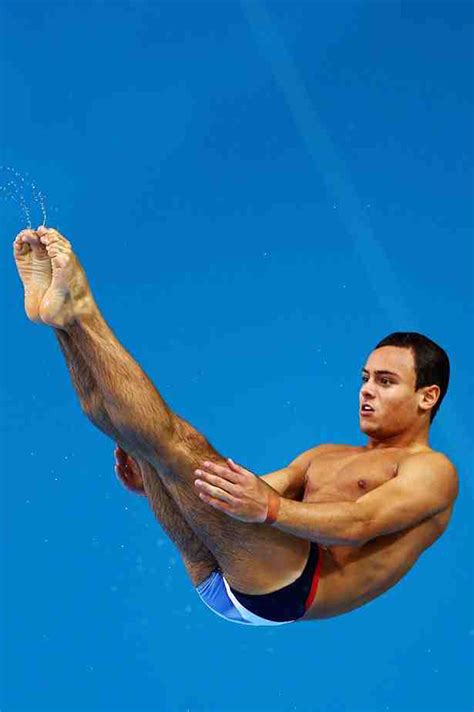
419 384 440 414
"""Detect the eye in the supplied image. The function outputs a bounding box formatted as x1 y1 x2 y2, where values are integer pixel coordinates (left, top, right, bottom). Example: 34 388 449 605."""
380 378 392 385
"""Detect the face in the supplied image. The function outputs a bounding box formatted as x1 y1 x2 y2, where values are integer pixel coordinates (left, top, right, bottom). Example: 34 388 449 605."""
359 346 424 438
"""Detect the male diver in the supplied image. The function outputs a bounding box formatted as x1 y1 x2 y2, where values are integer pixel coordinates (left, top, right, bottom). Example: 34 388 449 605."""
13 226 459 626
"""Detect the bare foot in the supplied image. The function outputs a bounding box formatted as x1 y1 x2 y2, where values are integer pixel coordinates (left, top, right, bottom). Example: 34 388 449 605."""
13 229 53 323
34 226 93 329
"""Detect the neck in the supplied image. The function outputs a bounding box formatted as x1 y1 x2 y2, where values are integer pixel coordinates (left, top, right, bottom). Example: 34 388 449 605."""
364 420 431 451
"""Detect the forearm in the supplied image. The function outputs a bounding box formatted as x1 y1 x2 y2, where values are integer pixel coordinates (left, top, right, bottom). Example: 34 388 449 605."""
271 497 368 547
260 471 305 501
62 299 175 460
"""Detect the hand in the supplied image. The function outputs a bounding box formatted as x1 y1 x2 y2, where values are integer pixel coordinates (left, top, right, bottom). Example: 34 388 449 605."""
114 445 146 495
194 458 280 523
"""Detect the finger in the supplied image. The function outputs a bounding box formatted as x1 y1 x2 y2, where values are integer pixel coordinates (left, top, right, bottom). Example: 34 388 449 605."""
197 491 235 515
226 458 248 474
226 459 254 479
115 463 129 481
115 452 127 467
115 458 134 479
194 479 237 504
115 464 144 493
114 464 129 485
115 446 128 465
195 471 240 496
199 460 241 484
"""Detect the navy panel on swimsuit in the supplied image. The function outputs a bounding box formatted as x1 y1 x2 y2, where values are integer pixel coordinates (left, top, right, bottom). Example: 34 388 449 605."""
227 542 320 622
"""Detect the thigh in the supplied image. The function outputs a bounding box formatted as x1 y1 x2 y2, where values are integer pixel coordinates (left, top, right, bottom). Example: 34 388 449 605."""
145 419 311 593
138 458 219 586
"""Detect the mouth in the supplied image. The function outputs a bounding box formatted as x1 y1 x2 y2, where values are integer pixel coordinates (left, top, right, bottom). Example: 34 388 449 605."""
360 405 375 416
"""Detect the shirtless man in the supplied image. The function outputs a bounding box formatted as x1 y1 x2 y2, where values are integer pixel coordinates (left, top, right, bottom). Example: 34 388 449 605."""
13 226 459 626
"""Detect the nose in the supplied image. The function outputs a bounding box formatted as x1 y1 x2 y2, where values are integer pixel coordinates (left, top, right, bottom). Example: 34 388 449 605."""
360 381 375 399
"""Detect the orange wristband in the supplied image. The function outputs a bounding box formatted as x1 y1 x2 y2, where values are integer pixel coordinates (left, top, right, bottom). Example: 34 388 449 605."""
264 492 281 525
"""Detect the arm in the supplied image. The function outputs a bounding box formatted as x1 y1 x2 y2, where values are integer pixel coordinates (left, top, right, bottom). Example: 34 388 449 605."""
260 445 326 500
273 452 458 546
195 452 459 547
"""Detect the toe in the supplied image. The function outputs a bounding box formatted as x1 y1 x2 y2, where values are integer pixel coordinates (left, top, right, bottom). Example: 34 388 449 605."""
16 229 34 240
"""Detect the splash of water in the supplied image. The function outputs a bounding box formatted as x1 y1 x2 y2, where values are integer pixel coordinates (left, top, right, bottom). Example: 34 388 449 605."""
31 180 47 226
0 165 48 228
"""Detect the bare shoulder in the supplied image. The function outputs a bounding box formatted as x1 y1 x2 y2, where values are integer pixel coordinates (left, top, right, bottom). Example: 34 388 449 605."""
403 449 458 474
400 449 459 499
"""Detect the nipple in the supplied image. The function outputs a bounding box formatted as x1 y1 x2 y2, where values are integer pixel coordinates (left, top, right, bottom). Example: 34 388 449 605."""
358 479 367 490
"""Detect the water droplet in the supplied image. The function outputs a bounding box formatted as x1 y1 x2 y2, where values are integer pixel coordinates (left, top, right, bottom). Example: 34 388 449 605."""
0 165 48 226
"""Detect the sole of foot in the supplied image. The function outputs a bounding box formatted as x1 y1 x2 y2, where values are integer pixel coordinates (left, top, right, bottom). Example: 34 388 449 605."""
13 229 52 323
37 226 93 329
13 226 93 329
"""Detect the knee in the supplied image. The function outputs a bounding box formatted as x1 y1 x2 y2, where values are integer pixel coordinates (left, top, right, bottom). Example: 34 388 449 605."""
174 416 202 445
173 416 217 460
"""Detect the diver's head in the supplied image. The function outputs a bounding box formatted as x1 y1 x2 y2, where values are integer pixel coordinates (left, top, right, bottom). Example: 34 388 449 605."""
359 332 450 440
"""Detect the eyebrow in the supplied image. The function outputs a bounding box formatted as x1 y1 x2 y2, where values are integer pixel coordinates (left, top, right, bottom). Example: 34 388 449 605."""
361 369 400 378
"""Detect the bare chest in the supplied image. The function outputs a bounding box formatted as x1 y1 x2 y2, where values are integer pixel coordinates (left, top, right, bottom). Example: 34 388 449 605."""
303 446 403 504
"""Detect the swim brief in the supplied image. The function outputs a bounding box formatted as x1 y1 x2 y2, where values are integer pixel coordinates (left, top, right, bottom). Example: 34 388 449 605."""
195 542 322 626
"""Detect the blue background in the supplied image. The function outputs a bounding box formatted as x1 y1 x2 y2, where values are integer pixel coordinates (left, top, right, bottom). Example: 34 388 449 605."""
1 1 473 711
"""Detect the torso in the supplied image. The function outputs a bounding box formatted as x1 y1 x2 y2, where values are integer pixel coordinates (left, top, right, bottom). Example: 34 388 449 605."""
299 443 454 620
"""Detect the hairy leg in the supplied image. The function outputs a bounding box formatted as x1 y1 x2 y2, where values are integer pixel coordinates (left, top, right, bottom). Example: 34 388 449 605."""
60 310 309 593
147 417 310 592
55 329 218 586
38 228 309 593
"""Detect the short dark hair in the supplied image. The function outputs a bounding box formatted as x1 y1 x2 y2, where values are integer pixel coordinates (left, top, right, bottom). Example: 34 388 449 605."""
373 332 450 423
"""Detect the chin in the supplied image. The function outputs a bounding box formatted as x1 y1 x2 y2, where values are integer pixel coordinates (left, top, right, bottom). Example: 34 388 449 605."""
359 419 379 436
